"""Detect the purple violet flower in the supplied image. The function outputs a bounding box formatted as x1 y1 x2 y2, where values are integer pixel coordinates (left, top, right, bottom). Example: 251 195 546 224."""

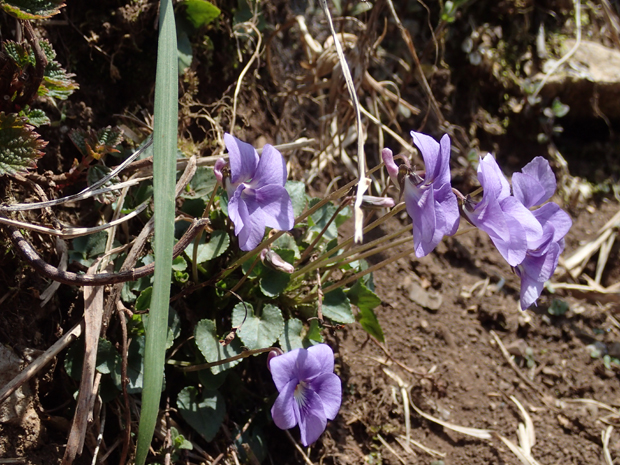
512 157 572 309
222 133 294 251
463 154 543 267
270 344 342 447
401 131 460 257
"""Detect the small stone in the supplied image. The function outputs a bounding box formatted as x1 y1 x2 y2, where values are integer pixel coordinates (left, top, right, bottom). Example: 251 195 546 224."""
408 281 443 312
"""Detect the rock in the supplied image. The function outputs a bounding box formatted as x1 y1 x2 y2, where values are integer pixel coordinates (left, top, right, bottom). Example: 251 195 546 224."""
407 281 443 312
537 40 620 118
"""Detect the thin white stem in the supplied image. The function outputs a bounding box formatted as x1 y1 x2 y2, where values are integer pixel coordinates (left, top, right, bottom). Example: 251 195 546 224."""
319 0 369 244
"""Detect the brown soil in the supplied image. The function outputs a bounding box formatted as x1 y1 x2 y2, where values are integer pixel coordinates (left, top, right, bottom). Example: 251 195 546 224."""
323 200 620 465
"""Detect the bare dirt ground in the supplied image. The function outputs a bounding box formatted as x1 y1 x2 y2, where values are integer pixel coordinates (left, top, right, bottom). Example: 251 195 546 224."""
2 0 620 464
327 200 620 465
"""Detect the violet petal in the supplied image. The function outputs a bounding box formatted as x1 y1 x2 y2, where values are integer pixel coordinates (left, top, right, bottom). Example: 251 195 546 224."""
517 271 545 310
478 154 511 202
235 193 267 251
224 133 259 184
253 144 287 188
297 389 328 447
271 379 299 430
499 196 543 245
254 184 294 231
533 202 572 242
513 157 556 207
307 344 335 375
269 349 301 392
312 372 342 420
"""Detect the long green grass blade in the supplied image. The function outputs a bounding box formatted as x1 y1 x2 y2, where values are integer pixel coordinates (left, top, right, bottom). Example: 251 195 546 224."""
135 0 177 463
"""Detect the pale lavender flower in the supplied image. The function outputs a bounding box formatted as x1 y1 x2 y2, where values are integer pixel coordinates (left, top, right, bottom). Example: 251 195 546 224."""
512 157 572 309
270 344 342 447
403 131 460 257
223 133 294 251
463 154 543 267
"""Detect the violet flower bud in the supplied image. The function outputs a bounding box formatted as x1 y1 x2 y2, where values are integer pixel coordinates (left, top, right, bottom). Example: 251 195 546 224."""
382 148 399 186
260 248 295 274
214 157 227 184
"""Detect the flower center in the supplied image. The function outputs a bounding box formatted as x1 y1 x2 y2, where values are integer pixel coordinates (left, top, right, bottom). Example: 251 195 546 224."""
294 380 308 407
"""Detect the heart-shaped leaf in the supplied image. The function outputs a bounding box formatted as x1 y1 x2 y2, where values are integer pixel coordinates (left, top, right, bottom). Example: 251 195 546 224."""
232 303 284 350
194 319 243 374
278 318 304 352
321 288 354 324
186 230 230 263
177 386 224 442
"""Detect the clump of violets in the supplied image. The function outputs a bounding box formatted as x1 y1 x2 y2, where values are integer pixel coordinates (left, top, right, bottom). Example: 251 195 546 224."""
269 344 342 447
463 155 571 309
383 131 459 257
384 130 572 310
216 134 294 251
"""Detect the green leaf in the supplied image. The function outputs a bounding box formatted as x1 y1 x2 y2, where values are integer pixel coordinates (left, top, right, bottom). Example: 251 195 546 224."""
194 319 244 374
259 249 294 297
177 28 193 75
177 386 225 442
260 270 290 298
182 0 220 28
1 0 65 19
278 318 304 352
87 165 120 204
197 369 227 390
548 299 569 316
183 166 217 199
0 112 47 176
321 288 354 324
271 233 301 259
69 126 123 160
136 286 153 312
141 307 182 350
306 319 323 343
185 230 230 263
42 61 79 100
347 280 384 342
112 335 146 394
21 108 50 127
3 41 32 67
172 255 187 271
70 231 109 266
347 280 381 311
358 304 384 342
285 181 307 218
308 199 338 240
170 427 193 451
96 338 121 375
232 303 284 350
135 0 178 460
